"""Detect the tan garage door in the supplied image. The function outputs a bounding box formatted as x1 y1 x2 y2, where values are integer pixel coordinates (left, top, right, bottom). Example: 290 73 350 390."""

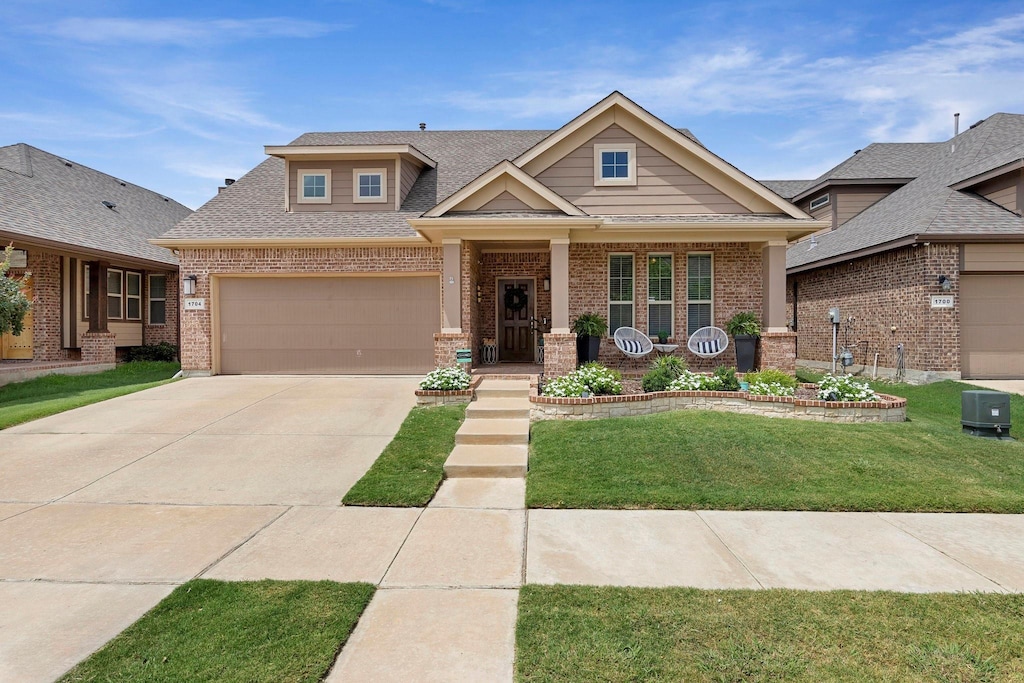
961 274 1024 379
217 276 440 374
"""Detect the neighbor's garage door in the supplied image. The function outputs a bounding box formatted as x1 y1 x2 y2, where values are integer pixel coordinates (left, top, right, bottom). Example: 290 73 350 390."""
217 276 440 374
961 274 1024 379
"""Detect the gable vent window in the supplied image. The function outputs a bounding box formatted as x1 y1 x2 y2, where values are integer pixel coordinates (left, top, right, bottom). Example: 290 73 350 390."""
354 169 387 203
298 170 331 204
809 193 830 211
594 143 637 186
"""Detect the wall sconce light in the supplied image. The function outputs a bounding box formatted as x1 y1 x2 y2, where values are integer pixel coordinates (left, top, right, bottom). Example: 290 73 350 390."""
183 274 198 296
476 284 482 304
543 277 550 291
937 274 952 291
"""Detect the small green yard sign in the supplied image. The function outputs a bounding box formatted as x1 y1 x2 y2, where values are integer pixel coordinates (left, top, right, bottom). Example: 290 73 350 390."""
456 349 472 364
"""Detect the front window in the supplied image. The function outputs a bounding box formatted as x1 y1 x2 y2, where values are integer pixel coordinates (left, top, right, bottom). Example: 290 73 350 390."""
126 272 142 320
149 275 167 325
687 253 713 332
594 143 637 186
107 269 123 320
353 168 387 203
647 254 673 338
608 254 634 335
298 170 331 203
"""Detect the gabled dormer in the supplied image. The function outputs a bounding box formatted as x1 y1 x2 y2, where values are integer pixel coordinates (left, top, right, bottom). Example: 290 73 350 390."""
952 162 1024 215
264 144 436 212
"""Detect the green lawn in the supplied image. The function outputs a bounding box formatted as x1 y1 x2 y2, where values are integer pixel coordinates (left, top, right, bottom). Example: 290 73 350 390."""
0 361 180 430
343 403 466 507
60 580 375 683
516 586 1024 682
527 380 1024 511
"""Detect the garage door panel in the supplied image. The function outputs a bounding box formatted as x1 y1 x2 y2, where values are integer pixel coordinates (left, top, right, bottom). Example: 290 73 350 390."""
217 276 440 375
961 274 1024 379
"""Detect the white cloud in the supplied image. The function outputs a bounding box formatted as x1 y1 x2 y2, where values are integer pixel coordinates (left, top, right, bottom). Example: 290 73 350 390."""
43 17 342 45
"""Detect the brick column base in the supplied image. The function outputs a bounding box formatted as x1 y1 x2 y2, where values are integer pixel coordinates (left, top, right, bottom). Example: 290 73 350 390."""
81 331 116 364
433 332 473 368
757 332 797 374
543 333 577 377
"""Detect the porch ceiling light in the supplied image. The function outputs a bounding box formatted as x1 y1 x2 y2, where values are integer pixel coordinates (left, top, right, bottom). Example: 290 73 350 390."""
183 274 198 296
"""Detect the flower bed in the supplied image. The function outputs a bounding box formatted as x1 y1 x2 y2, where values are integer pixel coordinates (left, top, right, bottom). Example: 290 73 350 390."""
530 383 906 423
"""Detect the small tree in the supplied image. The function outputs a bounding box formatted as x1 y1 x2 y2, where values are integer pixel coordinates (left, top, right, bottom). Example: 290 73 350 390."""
0 245 31 336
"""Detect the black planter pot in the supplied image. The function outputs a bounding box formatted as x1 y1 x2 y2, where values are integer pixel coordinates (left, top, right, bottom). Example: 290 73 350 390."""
576 335 601 365
734 334 759 373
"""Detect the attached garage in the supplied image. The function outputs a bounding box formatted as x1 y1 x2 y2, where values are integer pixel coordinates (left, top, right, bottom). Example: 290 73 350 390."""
215 275 440 374
961 274 1024 379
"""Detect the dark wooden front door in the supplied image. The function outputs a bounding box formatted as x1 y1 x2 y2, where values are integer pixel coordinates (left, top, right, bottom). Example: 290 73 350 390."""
498 278 534 362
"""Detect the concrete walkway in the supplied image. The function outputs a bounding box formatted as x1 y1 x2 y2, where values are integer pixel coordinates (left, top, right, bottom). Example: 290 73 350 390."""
960 379 1024 395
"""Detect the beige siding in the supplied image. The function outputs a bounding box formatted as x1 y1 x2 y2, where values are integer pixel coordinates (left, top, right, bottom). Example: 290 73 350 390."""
477 191 533 212
535 124 752 215
963 243 1024 272
74 260 144 348
290 160 396 212
400 159 423 205
961 273 1024 378
835 186 897 226
975 173 1018 213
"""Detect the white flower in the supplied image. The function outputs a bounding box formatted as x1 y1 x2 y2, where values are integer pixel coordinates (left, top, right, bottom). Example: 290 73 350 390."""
817 374 878 402
748 381 795 397
667 370 723 391
419 366 472 391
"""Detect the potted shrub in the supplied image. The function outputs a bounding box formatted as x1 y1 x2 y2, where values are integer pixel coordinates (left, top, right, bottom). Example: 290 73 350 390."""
656 330 669 344
726 312 761 373
571 313 608 365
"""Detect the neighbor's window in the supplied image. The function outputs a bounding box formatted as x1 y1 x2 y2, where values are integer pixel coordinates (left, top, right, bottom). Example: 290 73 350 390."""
594 143 637 186
107 268 123 320
686 253 713 332
126 272 142 320
353 169 387 203
149 274 167 325
298 170 331 203
809 193 830 211
608 254 634 334
647 254 673 338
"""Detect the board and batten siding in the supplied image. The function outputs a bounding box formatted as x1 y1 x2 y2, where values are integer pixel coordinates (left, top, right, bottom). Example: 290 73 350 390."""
477 191 533 212
289 160 396 212
535 124 752 215
73 260 143 347
963 243 1024 272
974 172 1019 214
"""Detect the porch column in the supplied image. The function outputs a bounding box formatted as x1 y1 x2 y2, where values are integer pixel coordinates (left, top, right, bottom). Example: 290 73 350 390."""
761 242 787 332
441 238 461 332
550 238 570 333
87 260 109 333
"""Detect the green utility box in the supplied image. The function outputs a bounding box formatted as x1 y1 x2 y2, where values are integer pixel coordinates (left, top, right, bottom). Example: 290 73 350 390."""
961 390 1012 440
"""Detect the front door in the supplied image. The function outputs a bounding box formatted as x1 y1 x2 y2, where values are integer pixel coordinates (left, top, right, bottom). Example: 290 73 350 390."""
497 278 534 362
1 280 33 360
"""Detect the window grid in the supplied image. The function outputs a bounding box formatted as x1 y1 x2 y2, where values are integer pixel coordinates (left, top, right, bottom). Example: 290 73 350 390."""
647 254 673 338
608 254 634 336
601 151 629 179
126 272 142 320
358 173 382 198
107 268 123 320
302 174 326 198
686 253 713 333
149 275 167 325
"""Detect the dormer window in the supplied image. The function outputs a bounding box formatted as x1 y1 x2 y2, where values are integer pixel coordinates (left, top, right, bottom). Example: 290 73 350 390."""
594 143 637 186
298 170 331 204
809 193 830 211
354 169 387 203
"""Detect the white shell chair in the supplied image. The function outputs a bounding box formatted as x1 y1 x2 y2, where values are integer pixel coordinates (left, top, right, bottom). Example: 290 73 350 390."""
613 326 654 369
687 326 729 369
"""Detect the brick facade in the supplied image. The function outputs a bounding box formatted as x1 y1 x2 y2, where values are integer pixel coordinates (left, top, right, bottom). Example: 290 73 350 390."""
757 331 797 373
144 272 179 349
80 331 116 364
478 251 552 340
27 250 70 362
433 332 472 368
542 332 577 376
177 246 443 372
788 244 960 375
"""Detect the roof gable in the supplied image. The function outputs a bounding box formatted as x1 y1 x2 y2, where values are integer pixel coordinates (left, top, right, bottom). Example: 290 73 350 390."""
424 161 585 217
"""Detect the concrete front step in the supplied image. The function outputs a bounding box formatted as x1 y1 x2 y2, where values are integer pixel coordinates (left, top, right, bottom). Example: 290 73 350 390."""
466 398 531 420
455 418 530 446
443 444 528 477
474 380 531 400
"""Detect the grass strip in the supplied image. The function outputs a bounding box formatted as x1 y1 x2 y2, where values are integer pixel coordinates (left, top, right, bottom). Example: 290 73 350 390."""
60 579 375 683
516 585 1024 682
0 361 180 430
527 380 1024 512
343 403 466 507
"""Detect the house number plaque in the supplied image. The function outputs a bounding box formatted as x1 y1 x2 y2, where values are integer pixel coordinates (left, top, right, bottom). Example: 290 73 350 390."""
184 298 206 311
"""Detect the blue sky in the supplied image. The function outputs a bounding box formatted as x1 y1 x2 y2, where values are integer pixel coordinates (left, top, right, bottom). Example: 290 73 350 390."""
3 0 1024 209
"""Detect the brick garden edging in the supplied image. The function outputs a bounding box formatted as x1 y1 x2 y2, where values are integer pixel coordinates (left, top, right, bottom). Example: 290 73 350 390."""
415 389 474 406
530 384 906 423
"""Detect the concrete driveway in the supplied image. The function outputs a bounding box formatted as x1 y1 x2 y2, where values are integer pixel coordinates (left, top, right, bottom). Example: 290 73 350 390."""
0 375 418 682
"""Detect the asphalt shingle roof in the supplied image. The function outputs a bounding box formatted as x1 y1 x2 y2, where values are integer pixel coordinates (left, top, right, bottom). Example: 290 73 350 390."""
0 144 190 265
787 113 1024 270
759 180 816 199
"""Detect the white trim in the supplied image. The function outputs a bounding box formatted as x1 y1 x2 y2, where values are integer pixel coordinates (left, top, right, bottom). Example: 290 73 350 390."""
809 193 830 211
646 253 673 338
353 168 388 203
264 144 436 168
125 271 142 321
608 252 635 336
594 143 637 186
423 160 586 217
107 267 124 320
148 273 167 326
685 252 714 333
297 169 331 204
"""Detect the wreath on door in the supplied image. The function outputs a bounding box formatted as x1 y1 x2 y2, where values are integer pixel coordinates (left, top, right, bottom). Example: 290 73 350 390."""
504 286 528 313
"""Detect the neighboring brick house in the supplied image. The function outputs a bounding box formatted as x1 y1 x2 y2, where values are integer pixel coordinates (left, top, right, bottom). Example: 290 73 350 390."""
0 144 190 366
765 113 1024 381
155 92 825 377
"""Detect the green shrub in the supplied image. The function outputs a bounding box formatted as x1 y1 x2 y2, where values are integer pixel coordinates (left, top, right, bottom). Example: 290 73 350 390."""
124 342 178 362
649 355 687 375
641 356 687 393
725 311 761 337
714 366 741 391
570 313 608 337
745 369 797 389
